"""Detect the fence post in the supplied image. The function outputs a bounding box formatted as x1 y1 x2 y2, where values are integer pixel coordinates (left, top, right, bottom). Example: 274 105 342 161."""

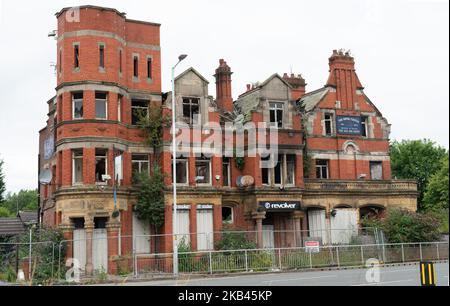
309 251 313 269
436 243 440 261
336 247 340 268
419 243 423 261
361 246 364 266
58 242 62 281
401 244 405 263
245 250 248 272
278 249 282 271
209 251 213 275
133 236 137 278
51 243 55 282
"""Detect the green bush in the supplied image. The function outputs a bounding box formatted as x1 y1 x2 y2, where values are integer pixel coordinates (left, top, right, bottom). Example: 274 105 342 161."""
215 230 257 251
363 209 442 243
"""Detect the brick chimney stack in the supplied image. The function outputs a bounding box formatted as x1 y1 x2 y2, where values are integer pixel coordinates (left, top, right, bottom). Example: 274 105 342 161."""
215 59 234 113
282 73 307 100
326 49 364 110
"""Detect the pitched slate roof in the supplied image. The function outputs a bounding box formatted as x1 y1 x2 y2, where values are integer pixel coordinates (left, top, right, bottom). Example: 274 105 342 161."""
18 211 38 225
0 218 26 236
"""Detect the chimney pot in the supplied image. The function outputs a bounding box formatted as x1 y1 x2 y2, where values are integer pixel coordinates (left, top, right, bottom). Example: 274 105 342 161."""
247 84 251 91
283 73 288 78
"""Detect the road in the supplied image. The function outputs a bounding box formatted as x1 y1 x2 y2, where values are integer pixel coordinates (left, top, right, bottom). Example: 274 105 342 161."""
111 262 449 287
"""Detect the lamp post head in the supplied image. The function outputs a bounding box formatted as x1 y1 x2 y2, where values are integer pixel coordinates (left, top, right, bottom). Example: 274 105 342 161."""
178 54 188 62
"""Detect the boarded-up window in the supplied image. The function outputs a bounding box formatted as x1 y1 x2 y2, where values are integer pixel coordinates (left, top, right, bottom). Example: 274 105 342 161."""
370 162 383 180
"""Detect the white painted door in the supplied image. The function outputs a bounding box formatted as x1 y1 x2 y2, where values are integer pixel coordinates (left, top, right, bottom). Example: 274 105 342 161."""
176 210 191 248
197 210 214 251
133 213 151 254
73 229 86 272
308 210 329 245
330 209 359 244
263 225 275 249
93 229 108 273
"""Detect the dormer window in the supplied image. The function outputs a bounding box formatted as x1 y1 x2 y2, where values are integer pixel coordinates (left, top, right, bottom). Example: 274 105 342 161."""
183 98 200 125
270 102 284 128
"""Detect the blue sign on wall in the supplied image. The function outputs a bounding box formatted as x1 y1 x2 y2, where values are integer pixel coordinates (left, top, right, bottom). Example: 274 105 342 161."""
336 116 362 135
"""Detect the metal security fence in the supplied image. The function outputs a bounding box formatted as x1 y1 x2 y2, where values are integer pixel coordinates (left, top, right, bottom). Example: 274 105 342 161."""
0 241 57 283
134 242 448 277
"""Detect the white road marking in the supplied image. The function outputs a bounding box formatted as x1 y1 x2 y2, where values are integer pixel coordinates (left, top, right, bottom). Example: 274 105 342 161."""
352 279 415 286
262 275 338 283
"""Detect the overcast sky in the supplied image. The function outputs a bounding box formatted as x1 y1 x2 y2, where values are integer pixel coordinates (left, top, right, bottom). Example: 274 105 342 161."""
0 0 448 194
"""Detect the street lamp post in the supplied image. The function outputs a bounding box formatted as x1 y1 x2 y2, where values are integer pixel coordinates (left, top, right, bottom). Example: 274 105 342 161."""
172 54 188 277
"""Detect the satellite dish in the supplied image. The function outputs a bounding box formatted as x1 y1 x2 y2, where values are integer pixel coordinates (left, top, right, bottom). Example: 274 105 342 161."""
39 170 53 185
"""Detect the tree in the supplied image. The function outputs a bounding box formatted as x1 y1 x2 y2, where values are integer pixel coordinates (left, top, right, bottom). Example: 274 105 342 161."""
390 139 448 210
423 156 449 211
134 168 166 230
0 207 11 218
1 190 38 214
0 159 5 204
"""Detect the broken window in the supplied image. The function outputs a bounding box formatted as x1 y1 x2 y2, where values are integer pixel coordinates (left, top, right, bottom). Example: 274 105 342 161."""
269 102 284 128
286 155 296 186
132 154 150 177
274 155 283 185
361 116 369 138
261 156 271 186
72 150 83 185
183 98 200 125
223 157 231 187
324 113 334 136
222 207 233 224
131 100 149 125
370 161 383 180
196 155 211 185
95 149 107 183
95 92 107 119
74 45 80 69
133 56 139 77
172 155 188 185
99 45 105 68
147 57 152 79
316 160 329 179
72 92 84 119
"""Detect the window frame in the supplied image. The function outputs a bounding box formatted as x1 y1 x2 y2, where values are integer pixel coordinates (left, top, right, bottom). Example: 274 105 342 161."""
285 155 296 187
324 113 334 136
172 156 189 186
74 44 80 69
99 44 105 69
131 154 150 176
269 102 284 129
133 55 139 78
182 97 201 125
131 100 149 126
147 57 153 79
222 206 234 225
316 159 330 180
95 149 108 185
195 155 212 186
361 116 369 138
72 150 83 186
72 92 84 120
95 92 108 120
222 157 231 187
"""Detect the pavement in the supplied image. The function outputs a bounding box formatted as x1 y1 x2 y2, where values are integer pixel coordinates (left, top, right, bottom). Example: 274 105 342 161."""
106 262 449 287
